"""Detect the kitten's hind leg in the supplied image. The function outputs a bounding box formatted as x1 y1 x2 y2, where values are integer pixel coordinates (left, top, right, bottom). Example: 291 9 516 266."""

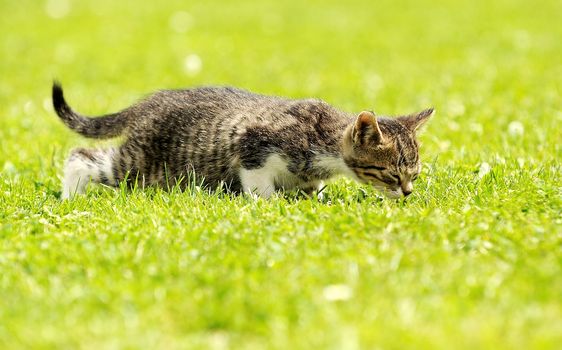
62 148 117 199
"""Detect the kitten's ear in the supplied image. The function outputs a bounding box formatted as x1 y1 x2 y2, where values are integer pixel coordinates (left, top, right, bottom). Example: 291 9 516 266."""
352 111 384 145
398 108 434 132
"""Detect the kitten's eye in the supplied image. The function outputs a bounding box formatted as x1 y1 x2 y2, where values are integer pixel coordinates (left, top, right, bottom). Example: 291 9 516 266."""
412 174 419 181
386 173 400 184
360 165 387 171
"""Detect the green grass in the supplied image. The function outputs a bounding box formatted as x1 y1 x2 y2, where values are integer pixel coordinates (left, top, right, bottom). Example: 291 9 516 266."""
1 0 561 348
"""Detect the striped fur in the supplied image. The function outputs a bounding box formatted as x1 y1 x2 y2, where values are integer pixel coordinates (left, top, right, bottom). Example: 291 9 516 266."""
53 83 432 199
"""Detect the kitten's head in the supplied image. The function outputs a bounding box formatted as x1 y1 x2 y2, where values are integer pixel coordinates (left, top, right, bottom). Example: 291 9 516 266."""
343 108 434 198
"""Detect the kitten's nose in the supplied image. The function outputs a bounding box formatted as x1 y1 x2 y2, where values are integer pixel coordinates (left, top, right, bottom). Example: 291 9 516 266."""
402 181 413 196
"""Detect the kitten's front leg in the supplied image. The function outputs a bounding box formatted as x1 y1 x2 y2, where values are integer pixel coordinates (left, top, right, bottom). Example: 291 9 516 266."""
239 167 275 199
301 181 326 200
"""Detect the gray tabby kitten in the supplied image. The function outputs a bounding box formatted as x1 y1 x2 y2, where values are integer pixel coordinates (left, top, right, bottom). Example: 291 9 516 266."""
52 83 433 199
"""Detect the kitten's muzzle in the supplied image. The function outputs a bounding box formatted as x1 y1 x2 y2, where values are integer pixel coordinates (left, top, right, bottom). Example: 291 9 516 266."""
401 181 413 197
383 186 412 198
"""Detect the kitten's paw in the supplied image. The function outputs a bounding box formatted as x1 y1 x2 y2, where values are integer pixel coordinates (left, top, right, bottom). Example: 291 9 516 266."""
248 192 261 201
316 182 327 201
244 190 273 201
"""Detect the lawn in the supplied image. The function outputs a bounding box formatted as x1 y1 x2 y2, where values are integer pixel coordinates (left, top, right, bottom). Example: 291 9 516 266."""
1 0 561 348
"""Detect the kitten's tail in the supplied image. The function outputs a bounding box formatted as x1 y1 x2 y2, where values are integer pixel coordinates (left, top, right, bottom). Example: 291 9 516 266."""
52 82 129 139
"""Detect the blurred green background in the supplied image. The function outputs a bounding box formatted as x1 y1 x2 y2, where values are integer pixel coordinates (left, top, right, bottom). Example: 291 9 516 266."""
0 0 561 349
2 0 560 161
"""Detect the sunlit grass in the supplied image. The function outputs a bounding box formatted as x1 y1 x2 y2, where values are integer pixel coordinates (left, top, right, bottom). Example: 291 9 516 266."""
1 0 561 348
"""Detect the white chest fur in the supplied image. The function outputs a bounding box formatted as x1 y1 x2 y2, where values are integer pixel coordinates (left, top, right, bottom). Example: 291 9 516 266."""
238 154 355 198
239 154 309 198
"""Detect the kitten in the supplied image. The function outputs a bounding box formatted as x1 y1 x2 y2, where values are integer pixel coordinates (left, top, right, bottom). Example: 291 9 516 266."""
52 82 433 199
